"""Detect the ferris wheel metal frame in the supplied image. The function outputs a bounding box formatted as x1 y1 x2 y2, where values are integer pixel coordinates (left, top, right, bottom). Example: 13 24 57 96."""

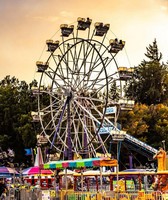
33 17 128 161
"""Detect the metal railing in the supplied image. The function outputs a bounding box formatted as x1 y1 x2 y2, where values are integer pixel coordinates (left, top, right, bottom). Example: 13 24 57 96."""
2 188 165 200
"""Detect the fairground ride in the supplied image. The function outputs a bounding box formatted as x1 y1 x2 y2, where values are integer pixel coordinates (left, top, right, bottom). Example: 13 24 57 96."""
31 17 158 162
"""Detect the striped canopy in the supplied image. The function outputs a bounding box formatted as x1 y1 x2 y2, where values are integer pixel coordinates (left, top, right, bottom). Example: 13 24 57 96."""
0 166 19 178
43 157 117 169
21 166 54 176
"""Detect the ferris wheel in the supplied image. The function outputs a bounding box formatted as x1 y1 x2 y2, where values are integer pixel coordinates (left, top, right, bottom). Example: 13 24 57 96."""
33 17 129 161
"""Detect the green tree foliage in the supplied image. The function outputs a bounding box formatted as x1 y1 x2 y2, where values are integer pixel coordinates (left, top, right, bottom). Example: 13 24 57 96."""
126 39 168 105
119 103 168 150
0 76 37 165
119 104 149 142
145 104 168 149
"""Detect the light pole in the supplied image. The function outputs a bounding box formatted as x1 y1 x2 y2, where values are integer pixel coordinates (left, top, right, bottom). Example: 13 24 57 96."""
111 130 126 198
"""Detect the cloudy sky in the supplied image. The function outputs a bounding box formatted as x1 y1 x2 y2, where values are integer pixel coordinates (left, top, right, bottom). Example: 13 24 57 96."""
0 0 168 83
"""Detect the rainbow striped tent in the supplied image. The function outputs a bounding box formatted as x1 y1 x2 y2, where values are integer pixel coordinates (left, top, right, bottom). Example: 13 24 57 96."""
43 157 117 169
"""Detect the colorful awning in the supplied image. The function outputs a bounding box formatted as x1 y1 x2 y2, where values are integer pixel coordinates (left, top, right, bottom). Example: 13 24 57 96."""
43 157 117 169
0 167 19 178
21 166 54 176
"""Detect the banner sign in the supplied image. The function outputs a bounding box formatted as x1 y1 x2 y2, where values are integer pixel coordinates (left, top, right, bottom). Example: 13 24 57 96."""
105 106 117 114
98 126 114 134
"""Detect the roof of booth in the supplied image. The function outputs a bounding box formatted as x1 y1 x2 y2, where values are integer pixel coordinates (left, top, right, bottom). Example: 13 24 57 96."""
43 157 117 169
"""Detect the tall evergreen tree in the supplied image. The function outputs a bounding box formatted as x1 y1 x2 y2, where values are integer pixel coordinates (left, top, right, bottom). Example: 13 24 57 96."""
109 81 120 101
126 39 168 105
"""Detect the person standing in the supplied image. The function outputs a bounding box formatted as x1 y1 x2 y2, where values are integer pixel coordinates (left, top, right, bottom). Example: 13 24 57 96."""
153 147 166 171
0 179 8 199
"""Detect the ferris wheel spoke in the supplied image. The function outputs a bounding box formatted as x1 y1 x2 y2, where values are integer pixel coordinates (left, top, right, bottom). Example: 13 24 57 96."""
36 103 61 148
53 54 65 79
77 42 94 88
71 101 93 133
73 99 109 154
89 39 107 67
43 70 68 90
71 122 82 151
66 41 84 87
70 38 82 73
71 101 103 155
88 100 113 148
74 43 98 90
48 53 69 83
63 40 92 90
74 100 102 132
73 43 108 93
82 57 115 95
80 54 109 92
88 40 109 66
50 44 74 84
50 99 68 149
61 37 68 58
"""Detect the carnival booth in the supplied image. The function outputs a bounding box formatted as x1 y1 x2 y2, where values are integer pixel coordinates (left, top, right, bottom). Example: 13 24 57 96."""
43 157 118 191
22 147 54 189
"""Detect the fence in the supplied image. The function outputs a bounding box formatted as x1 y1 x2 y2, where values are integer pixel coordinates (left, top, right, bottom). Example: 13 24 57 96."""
2 188 165 200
